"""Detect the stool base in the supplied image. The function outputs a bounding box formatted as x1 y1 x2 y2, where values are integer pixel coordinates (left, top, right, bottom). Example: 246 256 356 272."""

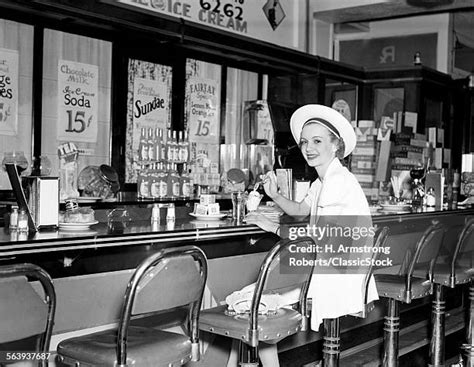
323 318 340 367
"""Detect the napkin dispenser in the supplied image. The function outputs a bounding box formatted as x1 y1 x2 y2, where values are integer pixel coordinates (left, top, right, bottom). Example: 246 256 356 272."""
23 176 59 229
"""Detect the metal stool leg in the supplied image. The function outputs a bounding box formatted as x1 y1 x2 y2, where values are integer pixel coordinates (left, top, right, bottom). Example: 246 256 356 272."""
238 341 259 367
383 298 400 367
323 318 340 367
462 283 474 367
430 284 446 367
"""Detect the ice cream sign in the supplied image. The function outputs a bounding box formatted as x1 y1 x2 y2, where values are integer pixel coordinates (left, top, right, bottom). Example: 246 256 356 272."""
114 0 248 34
106 0 297 49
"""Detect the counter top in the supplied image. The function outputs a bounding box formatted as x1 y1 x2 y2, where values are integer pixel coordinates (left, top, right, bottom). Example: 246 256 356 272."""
0 205 472 257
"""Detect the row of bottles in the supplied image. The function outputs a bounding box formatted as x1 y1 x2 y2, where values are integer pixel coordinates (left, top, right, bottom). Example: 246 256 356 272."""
137 163 193 199
138 128 190 164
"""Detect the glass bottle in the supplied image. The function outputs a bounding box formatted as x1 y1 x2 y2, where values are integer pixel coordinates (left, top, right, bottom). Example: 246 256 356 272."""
171 130 178 162
154 128 161 162
179 131 190 163
180 163 192 198
9 205 18 230
147 127 155 161
167 163 180 198
138 127 149 161
17 209 29 233
158 162 168 199
165 129 172 163
149 163 160 198
159 129 166 163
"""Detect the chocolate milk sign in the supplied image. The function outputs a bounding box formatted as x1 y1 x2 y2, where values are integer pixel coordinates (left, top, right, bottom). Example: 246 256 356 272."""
115 0 248 34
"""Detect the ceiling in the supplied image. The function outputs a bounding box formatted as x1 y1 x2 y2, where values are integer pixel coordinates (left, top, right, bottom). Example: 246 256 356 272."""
312 0 474 24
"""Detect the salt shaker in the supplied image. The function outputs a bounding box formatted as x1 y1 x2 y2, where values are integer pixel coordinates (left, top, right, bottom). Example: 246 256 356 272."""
17 209 29 233
151 203 160 223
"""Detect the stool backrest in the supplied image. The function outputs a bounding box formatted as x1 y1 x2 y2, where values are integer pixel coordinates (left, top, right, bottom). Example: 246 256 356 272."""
451 217 474 281
248 236 316 347
116 245 207 366
405 221 446 300
363 226 390 307
0 263 56 356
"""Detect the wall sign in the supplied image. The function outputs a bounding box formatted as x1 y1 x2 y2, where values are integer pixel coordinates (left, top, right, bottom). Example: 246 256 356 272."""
132 76 168 134
57 60 99 142
104 0 298 49
339 33 437 69
0 48 18 136
187 77 219 145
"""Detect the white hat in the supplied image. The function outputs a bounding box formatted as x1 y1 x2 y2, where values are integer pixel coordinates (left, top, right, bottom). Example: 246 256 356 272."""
290 104 356 157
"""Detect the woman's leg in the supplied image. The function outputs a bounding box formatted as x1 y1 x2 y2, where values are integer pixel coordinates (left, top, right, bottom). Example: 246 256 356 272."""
259 343 280 367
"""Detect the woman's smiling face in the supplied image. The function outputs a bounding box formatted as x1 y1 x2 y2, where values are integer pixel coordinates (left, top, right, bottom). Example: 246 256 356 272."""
299 123 337 169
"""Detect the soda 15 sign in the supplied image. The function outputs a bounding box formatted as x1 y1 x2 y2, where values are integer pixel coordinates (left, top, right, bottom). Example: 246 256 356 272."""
57 60 99 143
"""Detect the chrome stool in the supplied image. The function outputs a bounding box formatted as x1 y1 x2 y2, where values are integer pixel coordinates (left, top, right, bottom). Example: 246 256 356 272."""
0 263 56 367
57 246 207 367
199 236 316 367
423 217 474 366
322 226 390 367
375 221 446 367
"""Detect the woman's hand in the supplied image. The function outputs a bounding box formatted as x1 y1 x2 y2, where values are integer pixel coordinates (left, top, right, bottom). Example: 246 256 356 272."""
245 212 280 235
262 171 279 199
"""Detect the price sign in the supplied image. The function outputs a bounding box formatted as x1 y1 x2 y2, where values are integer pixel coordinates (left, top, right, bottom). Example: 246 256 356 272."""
0 48 18 136
57 60 98 142
187 77 219 144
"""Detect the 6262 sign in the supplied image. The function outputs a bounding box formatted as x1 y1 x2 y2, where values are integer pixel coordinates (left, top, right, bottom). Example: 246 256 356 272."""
199 0 244 20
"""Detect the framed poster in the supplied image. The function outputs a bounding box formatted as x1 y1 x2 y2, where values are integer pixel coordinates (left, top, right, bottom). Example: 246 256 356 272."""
0 48 19 136
57 60 99 143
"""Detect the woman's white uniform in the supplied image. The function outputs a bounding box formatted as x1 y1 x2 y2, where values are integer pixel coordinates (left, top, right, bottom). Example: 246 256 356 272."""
303 158 379 330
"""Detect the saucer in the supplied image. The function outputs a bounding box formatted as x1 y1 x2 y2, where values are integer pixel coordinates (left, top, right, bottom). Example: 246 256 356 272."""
189 213 226 221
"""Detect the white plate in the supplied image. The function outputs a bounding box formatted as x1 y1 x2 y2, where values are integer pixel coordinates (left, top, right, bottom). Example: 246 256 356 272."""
189 213 226 221
380 203 412 211
77 197 101 203
59 220 99 231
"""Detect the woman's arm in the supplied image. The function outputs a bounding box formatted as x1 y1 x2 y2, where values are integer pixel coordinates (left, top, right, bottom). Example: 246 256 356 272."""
263 171 311 217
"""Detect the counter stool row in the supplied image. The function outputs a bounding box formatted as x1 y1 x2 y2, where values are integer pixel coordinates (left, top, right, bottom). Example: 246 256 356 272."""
0 218 472 367
0 236 316 367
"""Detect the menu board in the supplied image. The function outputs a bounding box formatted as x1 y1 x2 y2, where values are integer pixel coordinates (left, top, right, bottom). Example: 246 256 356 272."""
0 48 19 136
57 60 99 143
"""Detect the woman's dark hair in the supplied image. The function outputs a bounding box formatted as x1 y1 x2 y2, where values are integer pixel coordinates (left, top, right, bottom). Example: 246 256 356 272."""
327 130 345 159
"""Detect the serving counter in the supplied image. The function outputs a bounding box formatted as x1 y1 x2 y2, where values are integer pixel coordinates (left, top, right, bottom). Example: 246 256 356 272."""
0 205 473 366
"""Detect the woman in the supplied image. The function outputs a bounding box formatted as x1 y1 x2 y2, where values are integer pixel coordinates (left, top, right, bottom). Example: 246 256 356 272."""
242 104 378 364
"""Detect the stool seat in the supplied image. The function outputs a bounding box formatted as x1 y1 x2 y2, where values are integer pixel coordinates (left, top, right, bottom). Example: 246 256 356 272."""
431 263 474 287
200 304 302 343
375 274 431 302
58 326 192 367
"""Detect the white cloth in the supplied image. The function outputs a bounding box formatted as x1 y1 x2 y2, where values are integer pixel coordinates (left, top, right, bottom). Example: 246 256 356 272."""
302 158 379 330
225 283 300 315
